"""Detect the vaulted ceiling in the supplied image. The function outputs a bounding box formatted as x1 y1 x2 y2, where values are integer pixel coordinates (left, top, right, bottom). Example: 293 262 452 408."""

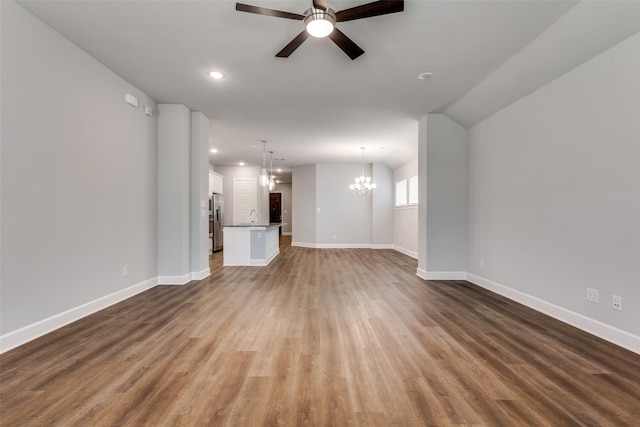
18 1 640 182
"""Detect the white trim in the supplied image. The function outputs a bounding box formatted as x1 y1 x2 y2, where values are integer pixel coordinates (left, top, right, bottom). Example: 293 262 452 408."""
282 231 292 236
393 245 418 259
158 273 191 285
467 273 640 355
248 248 280 267
292 242 402 250
315 243 375 249
191 268 210 281
416 269 467 280
265 249 279 265
425 271 468 280
292 241 316 248
0 277 157 354
372 244 394 250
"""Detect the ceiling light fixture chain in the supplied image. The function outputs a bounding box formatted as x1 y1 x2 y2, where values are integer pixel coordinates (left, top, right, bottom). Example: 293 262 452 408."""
349 146 376 197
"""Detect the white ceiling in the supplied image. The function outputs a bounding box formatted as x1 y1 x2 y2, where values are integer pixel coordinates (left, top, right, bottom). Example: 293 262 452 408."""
17 0 640 183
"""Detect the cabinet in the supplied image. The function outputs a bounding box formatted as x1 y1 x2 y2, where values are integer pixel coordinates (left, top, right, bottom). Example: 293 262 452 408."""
209 171 224 195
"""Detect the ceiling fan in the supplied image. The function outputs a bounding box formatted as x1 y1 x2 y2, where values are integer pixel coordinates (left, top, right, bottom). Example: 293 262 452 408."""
235 0 404 60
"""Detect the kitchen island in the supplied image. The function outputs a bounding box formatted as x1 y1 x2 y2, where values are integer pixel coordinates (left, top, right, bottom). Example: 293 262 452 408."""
222 224 280 266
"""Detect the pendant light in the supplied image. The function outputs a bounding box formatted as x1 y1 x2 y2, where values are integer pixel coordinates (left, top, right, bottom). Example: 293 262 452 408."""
268 151 276 191
349 147 376 196
259 140 270 187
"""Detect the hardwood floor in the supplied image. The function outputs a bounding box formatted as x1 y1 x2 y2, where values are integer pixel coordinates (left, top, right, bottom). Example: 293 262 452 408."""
2 236 639 426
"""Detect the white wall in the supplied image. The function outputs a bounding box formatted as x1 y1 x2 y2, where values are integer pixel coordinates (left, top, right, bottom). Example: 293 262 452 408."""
393 158 418 257
292 163 393 247
426 114 468 275
467 32 640 342
372 163 394 247
292 165 317 246
273 183 292 234
1 1 157 343
190 112 210 279
417 114 468 279
158 105 191 281
418 117 428 274
316 163 372 246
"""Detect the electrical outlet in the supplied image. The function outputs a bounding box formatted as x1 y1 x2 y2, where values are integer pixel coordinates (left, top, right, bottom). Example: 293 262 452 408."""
586 288 599 303
612 295 622 311
122 266 128 277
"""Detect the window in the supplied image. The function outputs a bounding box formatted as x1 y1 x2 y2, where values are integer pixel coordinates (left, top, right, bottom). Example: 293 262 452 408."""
395 180 407 207
395 175 418 207
408 175 418 205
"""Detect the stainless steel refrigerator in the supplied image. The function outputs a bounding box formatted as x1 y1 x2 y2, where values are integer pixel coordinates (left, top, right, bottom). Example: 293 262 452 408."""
212 193 224 252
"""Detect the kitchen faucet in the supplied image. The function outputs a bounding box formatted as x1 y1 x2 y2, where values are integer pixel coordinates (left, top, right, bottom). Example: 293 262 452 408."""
250 209 256 223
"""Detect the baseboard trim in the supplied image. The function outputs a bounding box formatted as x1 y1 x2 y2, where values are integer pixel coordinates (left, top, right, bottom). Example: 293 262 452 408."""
248 249 280 267
191 268 210 281
372 244 394 250
466 273 640 355
425 271 468 280
394 245 418 259
0 277 157 354
315 243 373 249
415 269 467 280
282 231 292 236
157 273 191 285
291 241 316 248
291 242 387 249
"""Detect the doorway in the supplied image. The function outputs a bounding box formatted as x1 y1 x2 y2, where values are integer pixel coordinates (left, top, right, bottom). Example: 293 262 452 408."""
269 192 282 223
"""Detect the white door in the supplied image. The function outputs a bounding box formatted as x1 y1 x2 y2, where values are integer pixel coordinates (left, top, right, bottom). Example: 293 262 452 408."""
233 178 257 224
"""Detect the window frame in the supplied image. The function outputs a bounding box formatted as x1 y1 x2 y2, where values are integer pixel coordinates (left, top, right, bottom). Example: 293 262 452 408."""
395 179 408 207
408 175 419 206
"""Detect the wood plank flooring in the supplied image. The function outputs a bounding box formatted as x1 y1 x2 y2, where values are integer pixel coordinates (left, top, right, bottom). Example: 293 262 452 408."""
2 236 640 426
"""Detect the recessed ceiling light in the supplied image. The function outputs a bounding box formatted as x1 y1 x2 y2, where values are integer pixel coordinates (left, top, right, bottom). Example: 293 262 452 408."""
417 72 434 80
210 148 218 153
239 162 245 166
208 70 224 79
277 168 282 172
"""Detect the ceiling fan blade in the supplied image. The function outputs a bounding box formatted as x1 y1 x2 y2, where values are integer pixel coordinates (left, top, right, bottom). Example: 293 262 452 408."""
328 28 364 60
276 31 310 58
236 3 304 20
335 0 404 22
312 0 329 11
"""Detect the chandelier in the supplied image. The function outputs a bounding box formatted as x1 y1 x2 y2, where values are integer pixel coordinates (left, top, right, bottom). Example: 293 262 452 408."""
258 140 270 187
350 147 376 196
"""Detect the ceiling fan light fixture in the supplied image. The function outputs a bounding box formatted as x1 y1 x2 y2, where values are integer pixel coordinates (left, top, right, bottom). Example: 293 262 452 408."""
208 70 225 79
304 8 335 38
